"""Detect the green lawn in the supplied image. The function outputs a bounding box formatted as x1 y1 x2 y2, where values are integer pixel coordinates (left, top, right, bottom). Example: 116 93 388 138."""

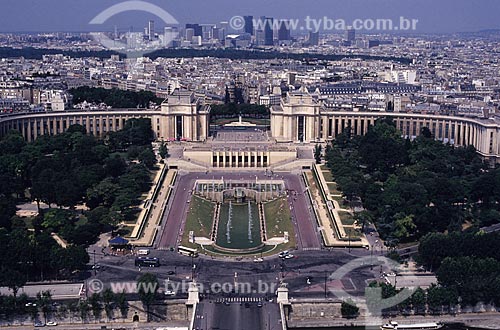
338 212 356 226
263 198 297 251
264 198 294 239
322 170 334 182
327 183 340 195
331 194 345 204
184 196 215 238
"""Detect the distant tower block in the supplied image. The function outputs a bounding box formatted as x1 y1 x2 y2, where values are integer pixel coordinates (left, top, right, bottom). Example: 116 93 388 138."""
148 20 155 41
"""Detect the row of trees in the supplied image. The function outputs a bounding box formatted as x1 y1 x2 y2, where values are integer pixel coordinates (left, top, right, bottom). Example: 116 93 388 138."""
70 87 162 109
418 230 500 306
210 103 269 119
0 47 412 64
0 119 156 291
340 282 465 318
324 118 500 244
0 289 129 323
367 282 461 316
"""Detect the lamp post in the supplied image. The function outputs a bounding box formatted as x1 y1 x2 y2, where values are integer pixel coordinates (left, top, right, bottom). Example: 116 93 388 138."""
370 245 373 270
324 271 328 299
190 253 195 281
348 229 351 253
93 250 96 276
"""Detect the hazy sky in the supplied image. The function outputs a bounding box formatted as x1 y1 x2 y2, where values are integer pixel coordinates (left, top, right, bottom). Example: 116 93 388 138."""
1 0 499 33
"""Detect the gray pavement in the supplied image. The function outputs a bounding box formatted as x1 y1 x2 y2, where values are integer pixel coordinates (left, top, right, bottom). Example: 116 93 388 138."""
194 300 280 330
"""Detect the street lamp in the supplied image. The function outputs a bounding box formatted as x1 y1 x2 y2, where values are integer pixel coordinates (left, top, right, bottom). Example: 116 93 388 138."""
348 229 351 253
93 250 96 276
190 253 195 281
370 245 373 270
324 271 328 299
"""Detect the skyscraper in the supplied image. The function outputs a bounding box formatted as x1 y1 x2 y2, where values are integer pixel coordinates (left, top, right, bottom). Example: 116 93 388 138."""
148 20 155 41
185 28 195 41
308 31 319 46
263 17 274 46
346 27 356 44
164 27 176 46
211 27 220 40
186 24 202 37
244 16 254 35
278 20 291 41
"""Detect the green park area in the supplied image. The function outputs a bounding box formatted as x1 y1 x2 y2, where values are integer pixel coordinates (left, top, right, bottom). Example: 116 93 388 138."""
338 212 356 226
263 197 296 249
182 196 215 247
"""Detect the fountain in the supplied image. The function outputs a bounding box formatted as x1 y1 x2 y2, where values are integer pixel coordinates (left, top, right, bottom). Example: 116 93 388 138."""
226 201 233 244
248 200 253 243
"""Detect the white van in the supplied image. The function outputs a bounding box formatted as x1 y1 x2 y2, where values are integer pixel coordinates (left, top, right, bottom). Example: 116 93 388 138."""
137 249 150 255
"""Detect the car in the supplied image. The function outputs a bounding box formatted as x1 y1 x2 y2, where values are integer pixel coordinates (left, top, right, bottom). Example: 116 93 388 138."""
166 270 176 275
224 301 230 306
46 321 58 326
253 257 264 263
278 251 289 258
284 254 294 259
257 301 263 307
164 290 176 296
34 322 45 327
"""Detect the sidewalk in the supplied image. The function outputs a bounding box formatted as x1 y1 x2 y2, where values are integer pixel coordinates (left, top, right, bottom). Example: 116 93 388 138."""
306 164 368 248
127 165 177 246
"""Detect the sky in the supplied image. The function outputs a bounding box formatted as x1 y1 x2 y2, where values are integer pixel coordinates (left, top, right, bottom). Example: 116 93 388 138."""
1 0 499 34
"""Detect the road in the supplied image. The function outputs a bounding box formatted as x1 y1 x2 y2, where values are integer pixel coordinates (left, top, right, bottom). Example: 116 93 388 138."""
4 322 188 329
193 300 281 330
285 174 321 249
92 249 374 301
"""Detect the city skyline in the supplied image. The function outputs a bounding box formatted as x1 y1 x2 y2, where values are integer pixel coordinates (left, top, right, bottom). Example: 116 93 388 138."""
1 0 500 33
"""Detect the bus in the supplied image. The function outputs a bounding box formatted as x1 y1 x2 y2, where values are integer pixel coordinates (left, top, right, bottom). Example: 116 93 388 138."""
137 249 150 255
135 257 160 267
177 246 199 257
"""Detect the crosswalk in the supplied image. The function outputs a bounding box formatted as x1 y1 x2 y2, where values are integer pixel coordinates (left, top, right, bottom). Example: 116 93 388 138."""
302 247 321 251
214 297 264 303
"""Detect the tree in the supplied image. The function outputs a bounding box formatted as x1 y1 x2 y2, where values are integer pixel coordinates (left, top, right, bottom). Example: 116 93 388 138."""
78 301 90 323
0 269 26 305
341 299 359 318
137 273 159 322
354 210 373 232
138 148 157 169
159 142 169 159
102 288 115 320
224 86 230 104
115 290 129 318
88 293 103 322
314 144 322 164
392 213 417 240
411 287 426 314
36 290 53 323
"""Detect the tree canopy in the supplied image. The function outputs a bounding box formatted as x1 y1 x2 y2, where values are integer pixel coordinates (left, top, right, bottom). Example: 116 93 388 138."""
324 118 499 243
